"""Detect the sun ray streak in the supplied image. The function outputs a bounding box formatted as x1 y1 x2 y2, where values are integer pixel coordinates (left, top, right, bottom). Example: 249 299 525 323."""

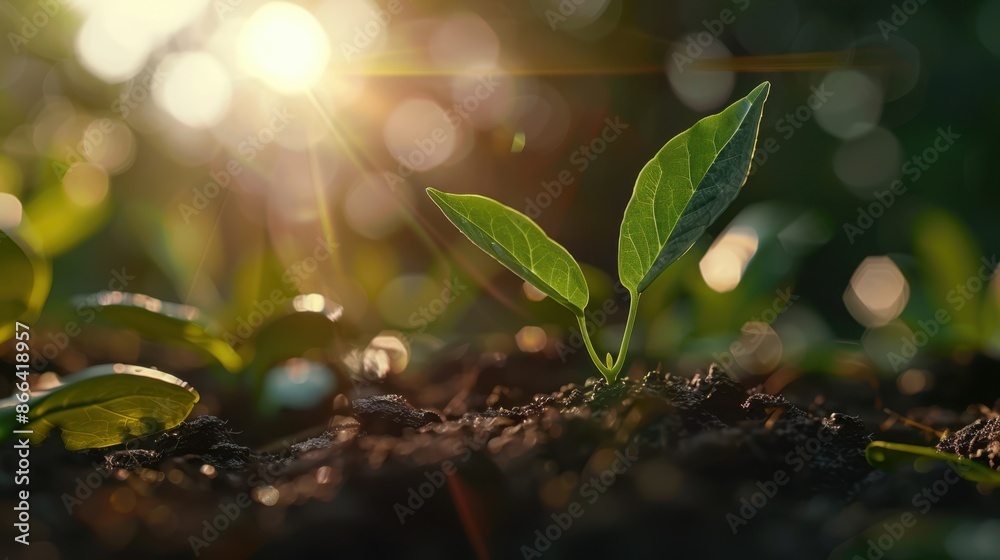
184 188 231 305
305 87 530 317
306 134 342 281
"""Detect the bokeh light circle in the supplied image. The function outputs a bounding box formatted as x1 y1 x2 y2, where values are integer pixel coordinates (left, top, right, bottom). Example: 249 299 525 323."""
833 127 903 190
238 2 331 94
383 98 457 172
155 52 233 129
666 38 735 112
815 70 883 140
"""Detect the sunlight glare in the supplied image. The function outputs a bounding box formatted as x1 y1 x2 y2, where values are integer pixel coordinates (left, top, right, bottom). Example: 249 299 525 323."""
238 2 331 94
74 0 210 83
293 293 327 313
75 9 154 83
155 52 233 129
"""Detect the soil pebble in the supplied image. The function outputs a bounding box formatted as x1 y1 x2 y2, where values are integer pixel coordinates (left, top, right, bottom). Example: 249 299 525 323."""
352 394 443 436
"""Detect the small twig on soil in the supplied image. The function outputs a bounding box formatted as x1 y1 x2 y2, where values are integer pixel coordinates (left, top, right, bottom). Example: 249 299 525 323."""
882 408 945 438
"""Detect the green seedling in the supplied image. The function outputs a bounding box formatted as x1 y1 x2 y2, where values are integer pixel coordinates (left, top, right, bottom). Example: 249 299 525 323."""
428 82 770 383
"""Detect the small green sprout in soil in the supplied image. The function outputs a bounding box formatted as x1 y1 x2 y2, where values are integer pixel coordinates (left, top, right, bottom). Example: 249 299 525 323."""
428 82 770 383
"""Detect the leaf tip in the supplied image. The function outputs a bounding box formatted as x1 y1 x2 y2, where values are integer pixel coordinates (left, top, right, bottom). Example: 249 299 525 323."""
426 188 452 208
748 81 770 103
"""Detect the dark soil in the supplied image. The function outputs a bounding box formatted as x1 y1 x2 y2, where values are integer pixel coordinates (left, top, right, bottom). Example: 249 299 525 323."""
5 362 1000 560
937 417 1000 469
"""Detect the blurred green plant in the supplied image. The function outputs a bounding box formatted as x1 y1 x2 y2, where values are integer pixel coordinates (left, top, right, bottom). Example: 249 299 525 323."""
22 178 111 257
649 201 835 374
0 363 199 451
911 208 1000 355
428 82 770 382
0 228 51 342
242 297 344 397
64 289 345 405
870 208 1000 374
866 441 1000 485
72 291 243 372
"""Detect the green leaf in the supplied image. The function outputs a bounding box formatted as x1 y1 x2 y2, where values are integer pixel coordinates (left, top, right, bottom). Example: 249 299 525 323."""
244 296 343 395
73 292 243 372
0 228 51 343
0 364 199 450
618 82 770 294
866 441 1000 485
427 188 589 315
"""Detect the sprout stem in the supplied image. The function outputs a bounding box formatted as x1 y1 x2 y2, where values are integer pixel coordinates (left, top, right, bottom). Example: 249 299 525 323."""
576 291 640 383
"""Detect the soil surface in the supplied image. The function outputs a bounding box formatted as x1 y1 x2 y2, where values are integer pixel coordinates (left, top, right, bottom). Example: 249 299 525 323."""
4 361 1000 560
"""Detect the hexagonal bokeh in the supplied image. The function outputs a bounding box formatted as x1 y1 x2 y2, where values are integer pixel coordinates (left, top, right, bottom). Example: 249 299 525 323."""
844 256 910 328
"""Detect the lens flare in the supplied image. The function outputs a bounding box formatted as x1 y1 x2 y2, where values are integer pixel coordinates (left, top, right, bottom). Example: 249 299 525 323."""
237 2 331 94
